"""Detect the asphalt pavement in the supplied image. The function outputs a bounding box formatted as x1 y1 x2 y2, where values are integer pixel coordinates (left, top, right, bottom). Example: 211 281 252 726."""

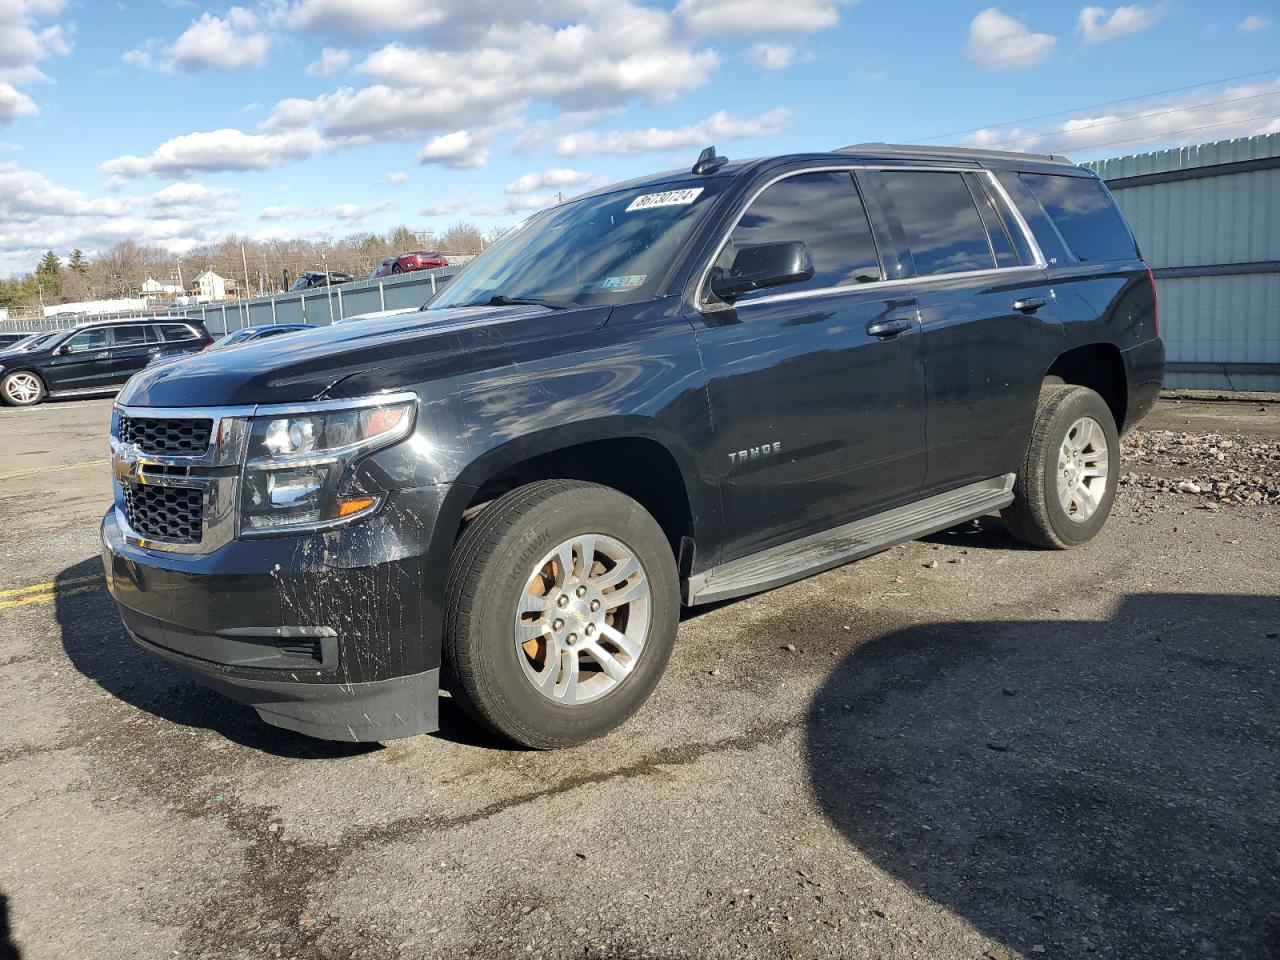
0 395 1277 960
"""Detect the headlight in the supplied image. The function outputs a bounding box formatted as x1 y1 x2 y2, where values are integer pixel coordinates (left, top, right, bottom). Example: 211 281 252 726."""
239 393 416 535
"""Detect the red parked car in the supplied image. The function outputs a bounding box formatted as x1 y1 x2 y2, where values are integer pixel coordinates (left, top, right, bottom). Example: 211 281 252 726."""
368 251 449 278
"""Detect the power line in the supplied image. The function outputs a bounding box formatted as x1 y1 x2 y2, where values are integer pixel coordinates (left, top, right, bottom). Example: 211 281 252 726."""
976 89 1280 149
1055 111 1280 153
915 67 1280 142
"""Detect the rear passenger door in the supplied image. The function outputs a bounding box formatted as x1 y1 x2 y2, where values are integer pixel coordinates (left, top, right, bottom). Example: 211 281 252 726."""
868 168 1063 496
107 323 158 383
692 168 927 561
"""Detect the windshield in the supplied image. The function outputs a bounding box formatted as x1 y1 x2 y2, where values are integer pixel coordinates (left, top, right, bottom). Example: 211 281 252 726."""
22 331 62 351
212 329 255 348
430 181 728 310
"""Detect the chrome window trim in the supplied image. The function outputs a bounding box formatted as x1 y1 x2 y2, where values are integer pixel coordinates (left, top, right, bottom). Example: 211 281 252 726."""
693 164 1048 313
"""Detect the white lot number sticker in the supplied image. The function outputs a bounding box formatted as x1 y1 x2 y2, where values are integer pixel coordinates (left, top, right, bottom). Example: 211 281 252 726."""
625 187 704 212
601 275 646 291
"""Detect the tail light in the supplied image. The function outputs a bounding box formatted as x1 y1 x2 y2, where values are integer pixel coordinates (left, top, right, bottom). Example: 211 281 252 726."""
1146 265 1159 337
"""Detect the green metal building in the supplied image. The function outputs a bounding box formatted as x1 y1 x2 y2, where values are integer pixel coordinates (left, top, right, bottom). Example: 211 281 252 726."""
1086 133 1280 392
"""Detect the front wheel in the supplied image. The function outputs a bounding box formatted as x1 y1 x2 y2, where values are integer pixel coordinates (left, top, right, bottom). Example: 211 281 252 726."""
444 480 679 748
1 370 46 407
1002 384 1119 549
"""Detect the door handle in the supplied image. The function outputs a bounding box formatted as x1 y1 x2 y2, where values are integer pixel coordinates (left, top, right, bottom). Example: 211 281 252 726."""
1013 297 1047 313
866 318 914 339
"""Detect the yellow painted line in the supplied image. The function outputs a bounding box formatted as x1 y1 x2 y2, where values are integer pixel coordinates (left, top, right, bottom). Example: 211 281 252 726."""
0 583 100 612
0 458 108 482
0 574 101 600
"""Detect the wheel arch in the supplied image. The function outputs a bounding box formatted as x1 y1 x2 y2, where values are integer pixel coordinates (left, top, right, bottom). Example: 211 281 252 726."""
1044 342 1128 432
451 419 713 569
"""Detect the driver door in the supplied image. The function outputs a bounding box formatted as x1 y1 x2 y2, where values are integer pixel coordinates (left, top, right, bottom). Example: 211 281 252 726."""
691 169 927 562
43 327 117 391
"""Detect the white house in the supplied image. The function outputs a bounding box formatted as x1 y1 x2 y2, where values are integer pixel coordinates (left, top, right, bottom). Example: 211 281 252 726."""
141 277 182 297
192 270 230 301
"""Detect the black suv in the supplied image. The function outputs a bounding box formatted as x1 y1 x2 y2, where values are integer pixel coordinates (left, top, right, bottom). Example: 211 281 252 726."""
0 317 212 407
102 144 1163 747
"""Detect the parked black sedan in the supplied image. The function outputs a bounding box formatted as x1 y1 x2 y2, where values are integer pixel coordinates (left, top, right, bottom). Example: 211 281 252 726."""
0 317 212 407
0 330 37 349
289 271 355 291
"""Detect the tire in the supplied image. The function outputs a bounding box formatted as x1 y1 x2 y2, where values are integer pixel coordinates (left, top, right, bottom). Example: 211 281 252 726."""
444 480 679 749
1002 384 1120 549
392 264 403 274
1 370 46 407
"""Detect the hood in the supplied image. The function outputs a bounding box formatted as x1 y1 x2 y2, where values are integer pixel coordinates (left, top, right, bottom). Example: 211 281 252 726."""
117 303 609 408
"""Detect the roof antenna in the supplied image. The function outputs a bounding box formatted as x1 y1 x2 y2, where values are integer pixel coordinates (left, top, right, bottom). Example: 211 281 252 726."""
692 145 728 175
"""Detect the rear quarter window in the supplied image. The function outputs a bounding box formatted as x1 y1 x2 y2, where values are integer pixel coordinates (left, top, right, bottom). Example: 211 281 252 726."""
1020 173 1138 263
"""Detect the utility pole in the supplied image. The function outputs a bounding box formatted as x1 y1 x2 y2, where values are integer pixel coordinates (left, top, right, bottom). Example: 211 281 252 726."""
240 242 251 328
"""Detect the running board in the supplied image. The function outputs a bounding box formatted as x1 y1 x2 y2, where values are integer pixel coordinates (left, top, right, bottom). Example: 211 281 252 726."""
684 474 1015 605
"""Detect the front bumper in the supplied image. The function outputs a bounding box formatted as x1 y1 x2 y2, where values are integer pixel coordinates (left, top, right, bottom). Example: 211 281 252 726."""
101 483 456 741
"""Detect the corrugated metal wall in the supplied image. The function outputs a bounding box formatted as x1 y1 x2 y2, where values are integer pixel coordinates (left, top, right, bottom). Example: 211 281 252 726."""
1087 133 1280 392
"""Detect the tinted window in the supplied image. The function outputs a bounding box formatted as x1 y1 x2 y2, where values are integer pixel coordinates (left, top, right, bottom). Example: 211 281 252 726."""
713 171 882 296
1021 173 1138 263
160 324 195 342
114 325 149 346
967 174 1019 268
64 328 113 353
880 171 995 276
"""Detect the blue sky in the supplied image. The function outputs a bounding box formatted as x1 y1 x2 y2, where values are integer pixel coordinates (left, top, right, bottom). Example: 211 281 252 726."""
0 0 1277 274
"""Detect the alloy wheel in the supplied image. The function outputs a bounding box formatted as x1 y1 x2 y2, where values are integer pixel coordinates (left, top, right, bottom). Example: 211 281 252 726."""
515 533 651 705
1057 415 1109 522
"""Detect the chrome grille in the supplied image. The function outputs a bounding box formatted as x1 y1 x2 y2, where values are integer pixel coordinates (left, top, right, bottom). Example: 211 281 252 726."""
123 484 204 544
118 415 213 455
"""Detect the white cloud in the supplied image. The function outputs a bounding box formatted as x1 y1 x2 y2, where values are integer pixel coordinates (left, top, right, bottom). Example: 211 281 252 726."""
420 198 470 217
261 2 718 145
750 43 796 71
555 108 790 156
966 8 1056 71
0 1 71 122
102 127 325 179
125 5 282 72
960 77 1280 157
677 0 852 35
0 83 37 122
1238 14 1271 32
167 7 270 70
385 170 408 186
505 168 597 194
149 182 240 214
1078 5 1163 43
0 161 235 273
417 129 491 169
260 199 396 222
289 0 449 33
305 47 349 77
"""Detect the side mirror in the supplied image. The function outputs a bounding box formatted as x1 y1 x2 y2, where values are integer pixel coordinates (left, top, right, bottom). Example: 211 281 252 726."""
709 240 815 303
54 344 69 356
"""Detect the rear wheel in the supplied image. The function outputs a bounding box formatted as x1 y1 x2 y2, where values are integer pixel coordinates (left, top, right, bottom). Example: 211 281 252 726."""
444 480 679 748
392 263 403 274
1002 384 1119 549
1 370 46 407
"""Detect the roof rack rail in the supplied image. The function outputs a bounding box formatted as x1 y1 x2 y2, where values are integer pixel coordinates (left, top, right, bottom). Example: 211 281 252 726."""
836 142 1073 165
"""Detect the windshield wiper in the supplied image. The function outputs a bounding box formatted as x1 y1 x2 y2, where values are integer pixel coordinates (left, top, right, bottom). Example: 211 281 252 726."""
484 294 569 311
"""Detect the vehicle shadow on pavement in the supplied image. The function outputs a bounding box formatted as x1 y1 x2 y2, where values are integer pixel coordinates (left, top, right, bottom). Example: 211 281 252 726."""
805 591 1280 959
53 558 379 760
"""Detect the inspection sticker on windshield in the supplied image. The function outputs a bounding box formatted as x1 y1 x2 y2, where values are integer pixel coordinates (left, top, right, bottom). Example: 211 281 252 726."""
601 275 646 291
625 187 703 212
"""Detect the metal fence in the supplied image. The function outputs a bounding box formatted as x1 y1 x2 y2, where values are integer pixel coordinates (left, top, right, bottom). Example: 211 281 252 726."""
0 264 462 335
1087 133 1280 392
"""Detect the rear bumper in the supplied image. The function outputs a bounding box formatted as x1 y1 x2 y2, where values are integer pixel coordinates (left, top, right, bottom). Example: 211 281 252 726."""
100 483 459 741
1122 337 1165 433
